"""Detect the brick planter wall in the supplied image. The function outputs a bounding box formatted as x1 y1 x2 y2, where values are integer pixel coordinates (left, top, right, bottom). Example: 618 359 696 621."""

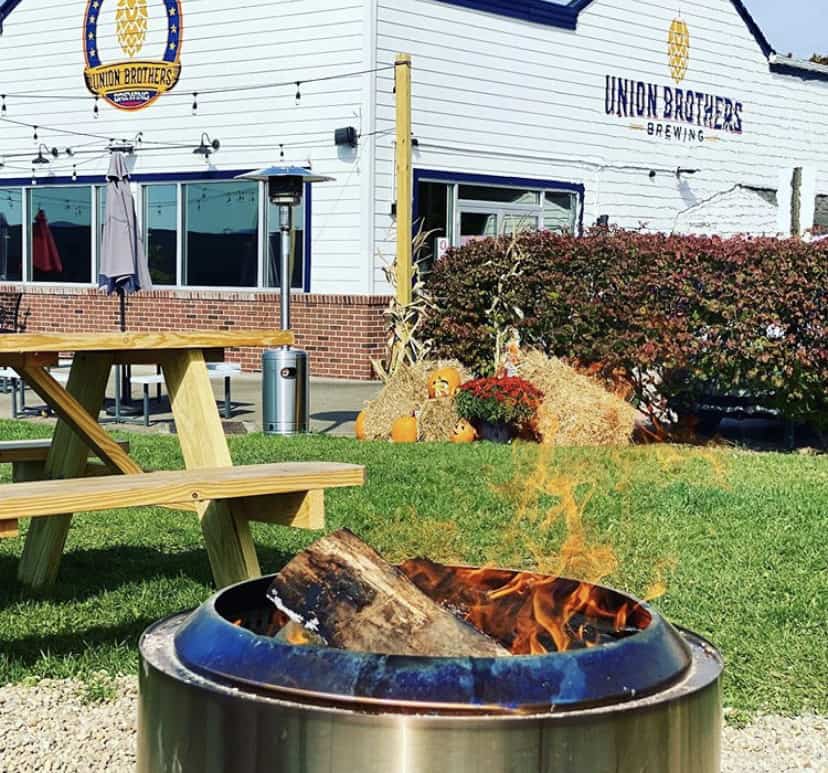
1 285 390 380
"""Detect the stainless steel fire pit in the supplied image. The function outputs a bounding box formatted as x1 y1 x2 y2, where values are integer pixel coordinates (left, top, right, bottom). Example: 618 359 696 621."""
138 573 723 773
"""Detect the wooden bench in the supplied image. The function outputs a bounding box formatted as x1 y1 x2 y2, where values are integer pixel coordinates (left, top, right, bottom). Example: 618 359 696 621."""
0 462 364 545
0 439 132 537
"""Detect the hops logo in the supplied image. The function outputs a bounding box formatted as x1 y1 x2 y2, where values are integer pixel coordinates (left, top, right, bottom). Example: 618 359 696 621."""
83 0 183 111
667 18 690 85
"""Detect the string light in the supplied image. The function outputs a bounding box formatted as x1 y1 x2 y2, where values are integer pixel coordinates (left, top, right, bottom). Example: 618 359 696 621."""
279 144 285 160
192 92 198 115
93 97 99 119
32 125 38 143
72 164 78 182
1 95 6 116
295 82 302 105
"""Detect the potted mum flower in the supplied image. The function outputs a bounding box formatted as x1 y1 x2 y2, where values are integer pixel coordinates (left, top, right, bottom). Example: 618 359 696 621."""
455 377 543 443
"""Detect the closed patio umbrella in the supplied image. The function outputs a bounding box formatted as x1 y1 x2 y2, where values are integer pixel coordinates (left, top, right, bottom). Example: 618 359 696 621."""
99 151 152 420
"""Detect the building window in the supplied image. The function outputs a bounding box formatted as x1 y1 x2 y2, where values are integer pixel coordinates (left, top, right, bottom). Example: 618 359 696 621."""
0 188 23 282
143 184 177 285
416 181 452 268
183 181 259 288
416 174 581 265
266 199 305 290
29 187 92 284
544 191 579 232
814 194 828 235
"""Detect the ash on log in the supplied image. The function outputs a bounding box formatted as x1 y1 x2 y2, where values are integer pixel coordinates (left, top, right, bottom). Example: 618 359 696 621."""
267 529 509 658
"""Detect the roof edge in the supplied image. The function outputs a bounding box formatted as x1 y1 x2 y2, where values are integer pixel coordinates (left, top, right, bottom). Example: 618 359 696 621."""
0 0 23 31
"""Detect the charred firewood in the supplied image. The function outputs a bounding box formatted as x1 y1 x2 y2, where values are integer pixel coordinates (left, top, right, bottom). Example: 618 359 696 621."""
267 529 509 658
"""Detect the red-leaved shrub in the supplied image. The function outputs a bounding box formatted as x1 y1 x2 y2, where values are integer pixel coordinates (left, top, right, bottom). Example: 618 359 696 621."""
423 229 828 428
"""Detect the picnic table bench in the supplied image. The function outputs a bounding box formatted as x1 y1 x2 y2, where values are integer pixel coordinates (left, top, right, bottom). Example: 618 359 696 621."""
0 330 365 590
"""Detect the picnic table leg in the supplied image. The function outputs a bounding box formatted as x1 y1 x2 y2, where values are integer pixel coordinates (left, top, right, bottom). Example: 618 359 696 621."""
161 350 261 588
18 352 113 590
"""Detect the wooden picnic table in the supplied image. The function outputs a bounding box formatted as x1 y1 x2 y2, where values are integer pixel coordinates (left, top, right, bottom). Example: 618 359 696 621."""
0 329 298 590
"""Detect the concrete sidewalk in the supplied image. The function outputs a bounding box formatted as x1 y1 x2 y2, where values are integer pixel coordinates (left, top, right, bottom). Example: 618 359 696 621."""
0 367 381 437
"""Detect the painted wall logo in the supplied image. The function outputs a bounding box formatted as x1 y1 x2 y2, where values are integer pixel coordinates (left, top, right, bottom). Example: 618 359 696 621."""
667 18 690 84
83 0 183 111
604 17 743 144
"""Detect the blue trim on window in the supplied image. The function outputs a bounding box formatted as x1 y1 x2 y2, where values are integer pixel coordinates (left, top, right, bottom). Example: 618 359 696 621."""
413 168 585 237
0 167 314 292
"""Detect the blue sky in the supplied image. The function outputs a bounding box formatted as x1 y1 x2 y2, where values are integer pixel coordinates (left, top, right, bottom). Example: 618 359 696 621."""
742 0 824 58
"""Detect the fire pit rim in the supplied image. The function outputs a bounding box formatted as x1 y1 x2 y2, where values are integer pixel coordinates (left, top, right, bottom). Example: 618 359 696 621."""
172 573 696 713
145 612 723 720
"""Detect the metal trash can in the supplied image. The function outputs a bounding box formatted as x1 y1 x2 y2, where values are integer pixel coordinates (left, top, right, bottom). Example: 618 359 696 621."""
262 348 309 435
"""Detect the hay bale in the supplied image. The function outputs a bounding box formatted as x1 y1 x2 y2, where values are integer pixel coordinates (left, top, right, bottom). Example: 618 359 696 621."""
419 398 460 442
517 351 637 446
362 360 471 440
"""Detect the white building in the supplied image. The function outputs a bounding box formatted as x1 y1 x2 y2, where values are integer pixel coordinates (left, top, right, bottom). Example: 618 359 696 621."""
0 0 825 377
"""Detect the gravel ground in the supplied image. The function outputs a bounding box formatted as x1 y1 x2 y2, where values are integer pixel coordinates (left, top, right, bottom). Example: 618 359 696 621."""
0 679 825 772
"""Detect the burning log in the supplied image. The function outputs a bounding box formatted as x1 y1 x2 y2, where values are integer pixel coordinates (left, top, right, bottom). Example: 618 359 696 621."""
266 529 509 657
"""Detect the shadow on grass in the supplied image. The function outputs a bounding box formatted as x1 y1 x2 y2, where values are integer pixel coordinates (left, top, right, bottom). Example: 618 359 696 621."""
0 544 295 608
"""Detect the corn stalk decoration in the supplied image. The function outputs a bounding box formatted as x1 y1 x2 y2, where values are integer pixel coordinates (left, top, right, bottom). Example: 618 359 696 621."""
372 227 438 382
486 235 527 374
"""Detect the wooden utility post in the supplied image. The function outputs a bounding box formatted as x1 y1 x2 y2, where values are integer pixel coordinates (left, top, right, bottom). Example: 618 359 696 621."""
395 53 413 306
790 166 803 237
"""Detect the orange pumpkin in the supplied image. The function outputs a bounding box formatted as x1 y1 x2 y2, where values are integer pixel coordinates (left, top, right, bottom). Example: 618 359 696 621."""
428 367 462 399
451 419 477 444
391 415 418 443
355 411 367 440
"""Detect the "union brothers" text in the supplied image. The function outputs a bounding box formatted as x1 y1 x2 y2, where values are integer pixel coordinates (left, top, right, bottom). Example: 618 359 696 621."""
605 75 744 142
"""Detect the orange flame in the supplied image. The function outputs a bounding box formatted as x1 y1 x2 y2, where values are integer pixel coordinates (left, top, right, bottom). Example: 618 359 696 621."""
400 559 650 654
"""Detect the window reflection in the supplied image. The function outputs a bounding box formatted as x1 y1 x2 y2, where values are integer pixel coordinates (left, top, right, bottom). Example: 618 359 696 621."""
184 182 258 287
29 187 92 283
0 188 23 282
266 200 305 290
144 184 177 285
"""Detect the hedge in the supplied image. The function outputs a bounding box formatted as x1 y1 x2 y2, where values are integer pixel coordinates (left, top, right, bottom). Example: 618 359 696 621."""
422 229 828 428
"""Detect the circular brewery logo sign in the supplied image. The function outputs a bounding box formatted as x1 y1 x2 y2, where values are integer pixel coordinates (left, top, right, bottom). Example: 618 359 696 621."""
83 0 183 111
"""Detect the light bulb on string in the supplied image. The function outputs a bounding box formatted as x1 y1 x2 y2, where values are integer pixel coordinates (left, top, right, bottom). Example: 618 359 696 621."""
72 165 78 182
1 95 6 116
33 125 38 143
31 166 36 186
93 97 100 119
192 92 199 115
279 144 285 160
295 82 302 105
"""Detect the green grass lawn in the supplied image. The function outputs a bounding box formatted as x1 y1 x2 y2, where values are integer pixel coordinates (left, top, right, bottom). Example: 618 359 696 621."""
0 418 826 720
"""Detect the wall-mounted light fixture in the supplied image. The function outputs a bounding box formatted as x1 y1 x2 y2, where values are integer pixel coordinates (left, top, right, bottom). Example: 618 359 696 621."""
194 133 220 158
334 126 358 148
32 144 58 166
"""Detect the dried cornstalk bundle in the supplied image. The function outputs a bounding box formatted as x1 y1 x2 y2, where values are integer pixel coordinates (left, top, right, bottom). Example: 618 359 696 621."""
517 351 638 447
361 359 471 440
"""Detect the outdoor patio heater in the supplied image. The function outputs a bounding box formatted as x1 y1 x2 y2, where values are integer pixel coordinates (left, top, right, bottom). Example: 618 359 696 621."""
238 167 333 435
137 567 723 773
